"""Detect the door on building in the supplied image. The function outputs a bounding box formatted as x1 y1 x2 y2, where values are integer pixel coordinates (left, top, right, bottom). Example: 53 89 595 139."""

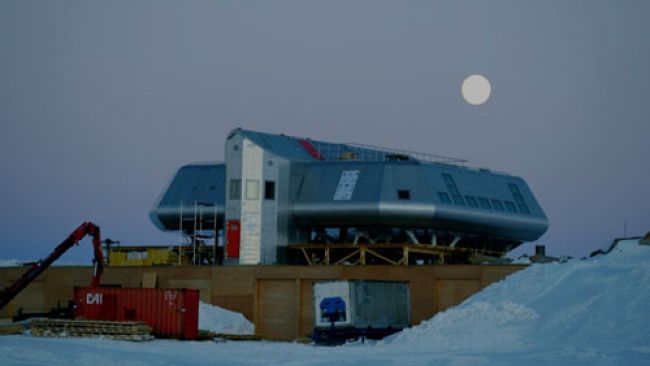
226 220 241 258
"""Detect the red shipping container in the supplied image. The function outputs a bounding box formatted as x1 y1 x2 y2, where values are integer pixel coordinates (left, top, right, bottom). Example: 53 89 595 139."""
73 287 199 340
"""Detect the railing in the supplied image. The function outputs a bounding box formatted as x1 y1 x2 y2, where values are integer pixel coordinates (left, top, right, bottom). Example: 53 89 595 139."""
310 142 467 166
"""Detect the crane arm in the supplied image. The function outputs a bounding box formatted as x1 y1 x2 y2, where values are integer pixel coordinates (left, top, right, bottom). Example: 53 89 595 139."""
0 221 104 310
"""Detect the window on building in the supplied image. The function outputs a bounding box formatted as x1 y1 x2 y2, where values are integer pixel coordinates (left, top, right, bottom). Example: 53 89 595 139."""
229 179 241 200
478 197 492 209
465 196 478 207
438 192 452 204
442 173 463 197
398 190 411 200
245 179 260 200
491 199 505 211
264 181 275 200
505 201 518 213
509 183 524 202
442 174 455 184
452 194 465 206
518 203 531 214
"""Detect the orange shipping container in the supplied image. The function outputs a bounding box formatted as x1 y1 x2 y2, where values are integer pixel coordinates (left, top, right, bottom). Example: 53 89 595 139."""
73 287 199 340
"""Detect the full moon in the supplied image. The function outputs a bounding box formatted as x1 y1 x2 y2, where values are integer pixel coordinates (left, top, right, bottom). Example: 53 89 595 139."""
461 74 491 105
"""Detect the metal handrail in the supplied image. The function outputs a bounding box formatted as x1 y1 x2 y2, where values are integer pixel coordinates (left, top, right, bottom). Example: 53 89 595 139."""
310 141 467 166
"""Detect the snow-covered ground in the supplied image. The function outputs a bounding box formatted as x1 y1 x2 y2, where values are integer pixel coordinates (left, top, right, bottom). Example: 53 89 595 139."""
199 301 254 335
1 239 649 365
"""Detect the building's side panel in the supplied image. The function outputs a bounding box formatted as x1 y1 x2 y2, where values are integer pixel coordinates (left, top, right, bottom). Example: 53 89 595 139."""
225 133 243 262
409 275 438 325
260 151 281 264
435 279 481 311
210 266 256 321
299 279 315 337
240 140 264 264
256 279 298 340
287 163 310 249
274 157 293 261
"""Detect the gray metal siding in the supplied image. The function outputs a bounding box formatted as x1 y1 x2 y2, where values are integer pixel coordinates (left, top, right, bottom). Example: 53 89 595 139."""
291 161 548 242
350 280 410 329
149 163 225 231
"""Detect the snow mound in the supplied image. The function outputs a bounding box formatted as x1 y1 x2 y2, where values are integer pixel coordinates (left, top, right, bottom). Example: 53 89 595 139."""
386 301 538 353
385 239 650 354
198 301 254 335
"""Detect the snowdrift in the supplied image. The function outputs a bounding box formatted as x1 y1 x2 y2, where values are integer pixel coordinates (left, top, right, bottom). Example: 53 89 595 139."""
198 301 254 335
385 239 650 354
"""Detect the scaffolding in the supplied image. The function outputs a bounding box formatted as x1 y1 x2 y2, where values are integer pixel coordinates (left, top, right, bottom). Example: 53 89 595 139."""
178 201 221 266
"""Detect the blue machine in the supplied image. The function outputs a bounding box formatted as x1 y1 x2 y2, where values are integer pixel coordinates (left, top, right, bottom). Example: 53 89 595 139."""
312 281 409 345
319 296 347 323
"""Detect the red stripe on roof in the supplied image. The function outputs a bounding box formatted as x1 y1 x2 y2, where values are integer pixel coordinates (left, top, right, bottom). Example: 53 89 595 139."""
298 139 326 160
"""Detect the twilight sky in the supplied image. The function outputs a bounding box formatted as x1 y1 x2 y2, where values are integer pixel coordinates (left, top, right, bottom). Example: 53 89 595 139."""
1 1 648 263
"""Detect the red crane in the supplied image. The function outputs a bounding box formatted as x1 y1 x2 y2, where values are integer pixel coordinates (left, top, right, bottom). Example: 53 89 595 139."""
0 222 104 310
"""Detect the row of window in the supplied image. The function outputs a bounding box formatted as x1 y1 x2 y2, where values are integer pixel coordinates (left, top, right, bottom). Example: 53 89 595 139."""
437 191 531 214
229 175 531 215
439 174 532 214
397 187 531 215
229 179 275 201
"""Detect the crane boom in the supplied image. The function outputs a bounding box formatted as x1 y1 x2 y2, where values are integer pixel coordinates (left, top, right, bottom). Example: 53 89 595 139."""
0 222 104 310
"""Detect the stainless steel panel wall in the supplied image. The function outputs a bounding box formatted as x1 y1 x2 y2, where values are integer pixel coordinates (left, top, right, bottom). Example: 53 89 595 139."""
351 280 410 328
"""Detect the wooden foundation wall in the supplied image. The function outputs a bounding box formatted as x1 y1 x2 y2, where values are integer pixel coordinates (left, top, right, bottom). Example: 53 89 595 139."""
0 265 524 340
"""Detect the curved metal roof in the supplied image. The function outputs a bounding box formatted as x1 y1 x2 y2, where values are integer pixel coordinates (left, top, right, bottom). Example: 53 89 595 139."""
149 163 225 232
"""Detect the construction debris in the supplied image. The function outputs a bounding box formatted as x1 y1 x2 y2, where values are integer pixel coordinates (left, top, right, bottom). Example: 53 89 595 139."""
0 321 24 335
198 330 262 341
30 318 153 341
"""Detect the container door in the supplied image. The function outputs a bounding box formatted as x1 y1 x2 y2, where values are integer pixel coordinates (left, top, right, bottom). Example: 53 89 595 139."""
99 294 118 321
226 220 241 258
181 290 199 340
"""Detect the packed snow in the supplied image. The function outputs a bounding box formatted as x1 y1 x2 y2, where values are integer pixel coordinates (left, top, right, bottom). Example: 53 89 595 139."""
198 301 254 335
1 239 648 365
383 239 650 355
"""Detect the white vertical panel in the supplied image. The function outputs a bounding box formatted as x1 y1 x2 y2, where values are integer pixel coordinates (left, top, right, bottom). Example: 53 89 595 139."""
313 281 352 327
333 170 360 201
239 138 263 265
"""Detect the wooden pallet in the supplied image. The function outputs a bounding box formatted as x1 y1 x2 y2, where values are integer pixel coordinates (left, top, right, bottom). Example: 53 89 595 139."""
198 330 261 341
30 318 153 341
0 323 24 335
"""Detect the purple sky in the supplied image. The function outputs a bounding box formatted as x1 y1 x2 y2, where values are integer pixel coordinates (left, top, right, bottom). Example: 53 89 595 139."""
1 1 648 263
